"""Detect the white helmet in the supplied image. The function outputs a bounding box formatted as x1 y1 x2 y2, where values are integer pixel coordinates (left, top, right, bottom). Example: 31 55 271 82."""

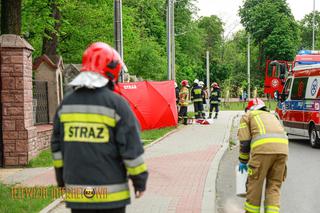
174 82 178 88
194 79 199 84
199 81 204 87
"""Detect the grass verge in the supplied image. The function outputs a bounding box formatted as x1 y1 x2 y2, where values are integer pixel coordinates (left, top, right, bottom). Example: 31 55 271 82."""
141 127 176 146
220 101 278 111
0 183 56 213
27 149 53 168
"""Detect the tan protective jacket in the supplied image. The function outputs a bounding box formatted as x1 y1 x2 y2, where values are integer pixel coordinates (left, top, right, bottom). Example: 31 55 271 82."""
179 86 189 106
238 110 288 163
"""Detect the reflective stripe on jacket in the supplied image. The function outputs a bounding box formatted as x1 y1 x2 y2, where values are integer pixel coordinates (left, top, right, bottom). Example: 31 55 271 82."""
191 85 203 102
237 110 288 163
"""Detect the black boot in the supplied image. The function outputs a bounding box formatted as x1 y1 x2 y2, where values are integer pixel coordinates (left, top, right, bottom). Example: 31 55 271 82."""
207 113 212 119
183 117 188 125
214 113 218 119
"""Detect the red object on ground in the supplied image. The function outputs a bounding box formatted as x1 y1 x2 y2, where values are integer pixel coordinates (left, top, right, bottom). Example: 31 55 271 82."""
118 81 178 130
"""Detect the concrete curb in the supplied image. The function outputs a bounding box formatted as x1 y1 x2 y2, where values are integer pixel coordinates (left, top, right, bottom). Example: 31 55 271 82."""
39 197 64 213
202 114 238 213
39 126 182 213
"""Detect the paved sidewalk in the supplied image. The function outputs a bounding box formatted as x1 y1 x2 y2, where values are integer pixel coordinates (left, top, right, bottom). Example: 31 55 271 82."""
126 111 239 213
0 167 56 187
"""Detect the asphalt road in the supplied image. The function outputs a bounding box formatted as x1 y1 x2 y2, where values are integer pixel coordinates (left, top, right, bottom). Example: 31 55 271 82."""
216 133 320 213
281 136 320 212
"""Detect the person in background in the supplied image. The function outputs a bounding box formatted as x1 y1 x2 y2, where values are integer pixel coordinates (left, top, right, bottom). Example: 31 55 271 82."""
179 80 190 125
175 82 180 115
208 82 221 119
191 79 204 119
199 81 207 118
243 90 248 102
51 42 148 213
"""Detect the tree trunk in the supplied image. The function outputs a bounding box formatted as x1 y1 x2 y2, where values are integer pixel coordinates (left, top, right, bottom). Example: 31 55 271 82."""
1 0 22 34
42 0 61 56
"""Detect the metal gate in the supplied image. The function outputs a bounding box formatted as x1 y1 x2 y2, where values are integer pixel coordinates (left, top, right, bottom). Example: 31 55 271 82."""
0 83 3 167
0 49 3 167
33 81 49 124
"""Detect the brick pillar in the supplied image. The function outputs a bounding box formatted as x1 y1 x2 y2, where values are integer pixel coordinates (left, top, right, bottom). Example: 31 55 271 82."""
0 34 37 167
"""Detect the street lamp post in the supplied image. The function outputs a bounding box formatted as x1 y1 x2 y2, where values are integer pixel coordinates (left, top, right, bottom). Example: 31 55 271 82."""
114 0 124 82
171 0 175 80
313 0 316 50
247 34 251 100
167 0 176 80
167 0 172 80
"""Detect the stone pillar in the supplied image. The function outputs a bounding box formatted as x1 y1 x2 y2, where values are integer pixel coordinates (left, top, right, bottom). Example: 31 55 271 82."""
0 34 37 167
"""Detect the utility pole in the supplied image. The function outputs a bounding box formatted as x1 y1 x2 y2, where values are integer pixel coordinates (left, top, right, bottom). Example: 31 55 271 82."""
206 51 210 110
114 0 124 82
167 0 172 80
171 0 176 80
313 0 316 50
247 35 251 100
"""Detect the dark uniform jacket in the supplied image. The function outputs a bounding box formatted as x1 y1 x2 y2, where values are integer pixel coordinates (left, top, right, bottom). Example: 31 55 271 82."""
175 87 180 104
191 84 203 102
51 86 148 209
210 88 221 104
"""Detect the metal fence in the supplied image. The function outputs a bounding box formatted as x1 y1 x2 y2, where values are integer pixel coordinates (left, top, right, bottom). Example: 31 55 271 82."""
33 81 49 124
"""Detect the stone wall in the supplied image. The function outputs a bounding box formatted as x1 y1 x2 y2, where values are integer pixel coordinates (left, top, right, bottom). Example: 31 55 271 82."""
29 125 53 160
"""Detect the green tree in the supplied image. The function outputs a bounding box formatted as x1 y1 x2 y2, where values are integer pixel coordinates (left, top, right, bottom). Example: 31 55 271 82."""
198 15 224 57
299 11 320 50
239 0 299 72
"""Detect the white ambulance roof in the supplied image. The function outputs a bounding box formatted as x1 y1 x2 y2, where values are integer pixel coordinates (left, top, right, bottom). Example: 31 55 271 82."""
293 63 320 71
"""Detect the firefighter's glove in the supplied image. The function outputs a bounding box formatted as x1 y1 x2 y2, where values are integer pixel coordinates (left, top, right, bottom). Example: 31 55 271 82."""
239 162 248 174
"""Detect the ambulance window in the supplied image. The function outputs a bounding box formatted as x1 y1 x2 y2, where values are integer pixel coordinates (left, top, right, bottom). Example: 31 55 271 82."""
291 78 308 100
282 78 292 96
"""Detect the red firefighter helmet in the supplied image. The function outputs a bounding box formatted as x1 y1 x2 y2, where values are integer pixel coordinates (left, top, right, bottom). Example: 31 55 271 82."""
81 42 123 82
211 82 219 88
246 98 265 111
181 80 189 87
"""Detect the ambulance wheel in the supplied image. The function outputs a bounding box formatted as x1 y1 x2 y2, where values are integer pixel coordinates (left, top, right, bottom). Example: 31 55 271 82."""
309 125 320 148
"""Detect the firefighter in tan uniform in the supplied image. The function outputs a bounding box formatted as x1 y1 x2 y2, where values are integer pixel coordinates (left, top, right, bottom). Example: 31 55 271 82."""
238 98 288 213
178 80 190 125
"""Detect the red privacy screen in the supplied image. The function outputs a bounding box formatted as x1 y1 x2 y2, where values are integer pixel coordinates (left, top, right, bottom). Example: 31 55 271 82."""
117 80 178 130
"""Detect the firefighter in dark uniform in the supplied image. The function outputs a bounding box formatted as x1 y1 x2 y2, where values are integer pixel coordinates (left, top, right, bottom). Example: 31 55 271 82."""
208 82 221 119
175 82 180 114
51 42 148 213
191 79 204 119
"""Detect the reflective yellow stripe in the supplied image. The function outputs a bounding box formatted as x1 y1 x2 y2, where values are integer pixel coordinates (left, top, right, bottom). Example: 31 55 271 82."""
127 163 147 176
251 138 288 149
254 115 265 134
60 113 116 127
239 153 249 160
53 160 63 168
257 116 266 134
265 205 280 213
244 202 260 213
66 190 130 203
240 123 247 129
193 98 203 102
248 167 253 175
